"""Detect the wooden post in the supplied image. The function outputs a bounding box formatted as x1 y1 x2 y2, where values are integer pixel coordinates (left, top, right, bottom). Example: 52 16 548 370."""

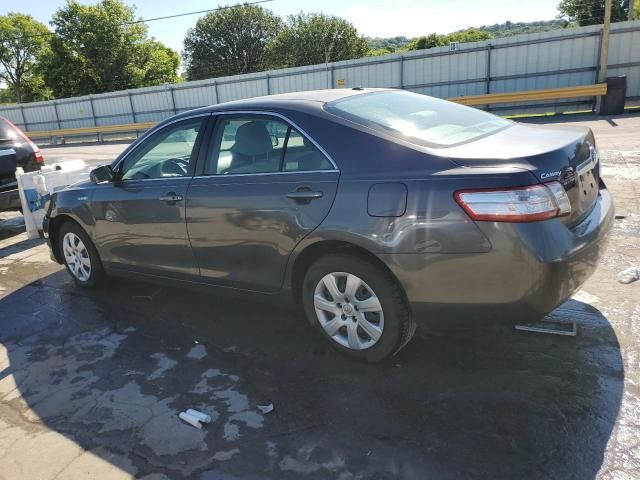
598 0 612 84
596 0 612 113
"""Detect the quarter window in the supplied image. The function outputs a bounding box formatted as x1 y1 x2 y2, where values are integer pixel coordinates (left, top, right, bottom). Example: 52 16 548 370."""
206 116 333 175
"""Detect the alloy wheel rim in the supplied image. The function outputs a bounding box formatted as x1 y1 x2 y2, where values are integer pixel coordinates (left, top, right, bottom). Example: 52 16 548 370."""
313 272 384 350
62 232 92 282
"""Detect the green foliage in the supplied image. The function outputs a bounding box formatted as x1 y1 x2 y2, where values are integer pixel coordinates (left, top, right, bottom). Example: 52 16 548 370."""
558 0 630 26
136 40 180 86
265 13 369 68
365 36 410 50
375 20 571 56
408 33 446 51
183 4 282 81
408 29 493 51
0 13 52 102
471 19 570 37
43 0 179 98
0 88 15 104
448 28 494 43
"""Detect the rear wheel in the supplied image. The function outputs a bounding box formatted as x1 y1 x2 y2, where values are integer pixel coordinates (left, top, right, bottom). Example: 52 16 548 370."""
302 254 415 362
58 221 104 288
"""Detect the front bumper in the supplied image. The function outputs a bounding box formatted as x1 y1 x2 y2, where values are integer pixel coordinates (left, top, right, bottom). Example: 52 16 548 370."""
380 186 615 324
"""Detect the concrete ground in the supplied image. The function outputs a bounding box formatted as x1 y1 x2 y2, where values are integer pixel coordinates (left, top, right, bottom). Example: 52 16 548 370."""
0 112 639 479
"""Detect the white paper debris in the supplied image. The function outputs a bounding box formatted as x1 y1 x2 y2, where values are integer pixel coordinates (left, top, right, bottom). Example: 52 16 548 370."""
186 409 212 424
257 403 274 414
179 411 203 429
618 267 640 284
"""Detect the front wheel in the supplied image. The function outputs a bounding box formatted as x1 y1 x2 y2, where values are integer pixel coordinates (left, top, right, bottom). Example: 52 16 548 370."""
302 254 415 362
58 221 104 288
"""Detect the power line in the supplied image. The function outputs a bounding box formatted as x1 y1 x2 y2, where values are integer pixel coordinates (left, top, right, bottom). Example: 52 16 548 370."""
0 0 275 42
125 0 274 24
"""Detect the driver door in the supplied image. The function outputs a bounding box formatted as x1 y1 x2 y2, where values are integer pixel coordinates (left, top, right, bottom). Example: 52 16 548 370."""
90 115 209 279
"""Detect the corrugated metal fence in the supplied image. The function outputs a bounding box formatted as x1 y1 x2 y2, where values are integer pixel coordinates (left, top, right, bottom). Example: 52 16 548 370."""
1 20 639 133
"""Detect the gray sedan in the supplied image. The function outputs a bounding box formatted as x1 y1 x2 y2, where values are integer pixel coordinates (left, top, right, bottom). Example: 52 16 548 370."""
43 88 614 361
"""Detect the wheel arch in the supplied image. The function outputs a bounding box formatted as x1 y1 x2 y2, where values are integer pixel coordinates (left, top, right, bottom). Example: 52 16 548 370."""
48 214 85 264
288 239 406 308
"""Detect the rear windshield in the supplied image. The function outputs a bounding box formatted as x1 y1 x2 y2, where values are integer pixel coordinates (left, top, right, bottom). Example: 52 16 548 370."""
325 90 511 147
0 118 19 142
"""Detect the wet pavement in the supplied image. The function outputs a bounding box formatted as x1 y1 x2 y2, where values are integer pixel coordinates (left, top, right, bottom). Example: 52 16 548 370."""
1 113 639 479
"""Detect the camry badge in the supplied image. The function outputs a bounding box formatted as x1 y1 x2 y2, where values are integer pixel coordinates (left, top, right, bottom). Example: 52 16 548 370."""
540 171 561 180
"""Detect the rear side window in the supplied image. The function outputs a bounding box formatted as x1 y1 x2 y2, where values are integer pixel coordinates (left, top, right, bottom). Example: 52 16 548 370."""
206 116 334 175
0 118 19 142
325 90 511 147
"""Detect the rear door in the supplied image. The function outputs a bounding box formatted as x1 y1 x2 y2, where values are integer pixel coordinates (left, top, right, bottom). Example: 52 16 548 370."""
90 115 209 279
186 113 339 293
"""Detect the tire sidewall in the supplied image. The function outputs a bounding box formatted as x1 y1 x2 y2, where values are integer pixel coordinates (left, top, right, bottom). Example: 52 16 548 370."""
58 222 102 288
302 254 408 362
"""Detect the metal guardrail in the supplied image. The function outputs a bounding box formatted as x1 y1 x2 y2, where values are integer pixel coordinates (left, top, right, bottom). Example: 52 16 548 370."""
449 83 608 106
25 84 609 143
27 121 157 143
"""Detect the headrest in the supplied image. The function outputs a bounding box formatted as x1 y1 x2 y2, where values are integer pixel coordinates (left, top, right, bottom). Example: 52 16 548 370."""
231 122 273 156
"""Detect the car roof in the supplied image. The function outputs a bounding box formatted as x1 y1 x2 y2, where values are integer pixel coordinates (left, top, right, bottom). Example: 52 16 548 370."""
178 88 393 117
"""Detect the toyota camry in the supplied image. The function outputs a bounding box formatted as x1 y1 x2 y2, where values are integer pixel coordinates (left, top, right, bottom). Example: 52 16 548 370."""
43 88 614 361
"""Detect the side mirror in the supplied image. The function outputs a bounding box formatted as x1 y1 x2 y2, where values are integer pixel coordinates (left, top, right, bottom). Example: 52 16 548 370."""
90 165 114 183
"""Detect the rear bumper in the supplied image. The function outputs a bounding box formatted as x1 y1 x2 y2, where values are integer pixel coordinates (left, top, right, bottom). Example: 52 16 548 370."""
380 187 615 324
0 186 21 212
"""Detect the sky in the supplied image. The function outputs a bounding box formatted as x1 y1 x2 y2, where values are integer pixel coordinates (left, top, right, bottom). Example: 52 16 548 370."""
1 0 563 54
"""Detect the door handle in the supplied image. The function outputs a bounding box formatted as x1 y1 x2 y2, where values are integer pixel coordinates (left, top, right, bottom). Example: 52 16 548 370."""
286 190 323 203
159 193 183 203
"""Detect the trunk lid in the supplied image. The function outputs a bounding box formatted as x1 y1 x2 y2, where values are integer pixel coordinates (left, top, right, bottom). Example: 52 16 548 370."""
440 123 600 227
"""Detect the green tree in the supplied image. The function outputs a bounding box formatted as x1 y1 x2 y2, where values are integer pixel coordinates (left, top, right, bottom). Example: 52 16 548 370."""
558 0 630 26
183 4 282 81
408 29 493 51
408 33 446 50
447 28 494 43
136 40 180 86
0 13 52 102
44 0 179 98
266 13 369 68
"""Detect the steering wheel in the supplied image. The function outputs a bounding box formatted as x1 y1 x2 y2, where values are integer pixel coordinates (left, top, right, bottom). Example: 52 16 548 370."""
160 157 188 177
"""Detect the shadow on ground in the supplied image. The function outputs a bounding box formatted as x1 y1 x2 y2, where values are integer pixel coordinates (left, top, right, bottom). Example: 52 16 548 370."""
0 272 624 479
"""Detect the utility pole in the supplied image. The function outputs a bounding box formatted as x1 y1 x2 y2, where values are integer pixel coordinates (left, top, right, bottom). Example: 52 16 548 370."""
598 0 612 84
596 0 612 112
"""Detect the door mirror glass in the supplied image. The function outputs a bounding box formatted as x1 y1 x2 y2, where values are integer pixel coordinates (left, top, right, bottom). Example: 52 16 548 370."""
90 165 114 183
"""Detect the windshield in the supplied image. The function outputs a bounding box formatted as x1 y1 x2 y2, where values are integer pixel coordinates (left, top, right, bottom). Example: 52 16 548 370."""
325 90 511 147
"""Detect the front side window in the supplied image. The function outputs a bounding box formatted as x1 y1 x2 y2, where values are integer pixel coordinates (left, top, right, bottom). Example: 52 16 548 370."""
206 116 333 175
325 90 512 147
120 118 204 180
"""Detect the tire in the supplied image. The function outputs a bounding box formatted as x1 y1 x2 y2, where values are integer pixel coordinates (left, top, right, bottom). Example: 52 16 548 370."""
302 254 415 362
58 221 104 288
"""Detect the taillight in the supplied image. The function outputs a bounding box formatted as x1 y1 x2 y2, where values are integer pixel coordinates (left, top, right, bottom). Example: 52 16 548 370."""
454 182 571 222
34 148 45 165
